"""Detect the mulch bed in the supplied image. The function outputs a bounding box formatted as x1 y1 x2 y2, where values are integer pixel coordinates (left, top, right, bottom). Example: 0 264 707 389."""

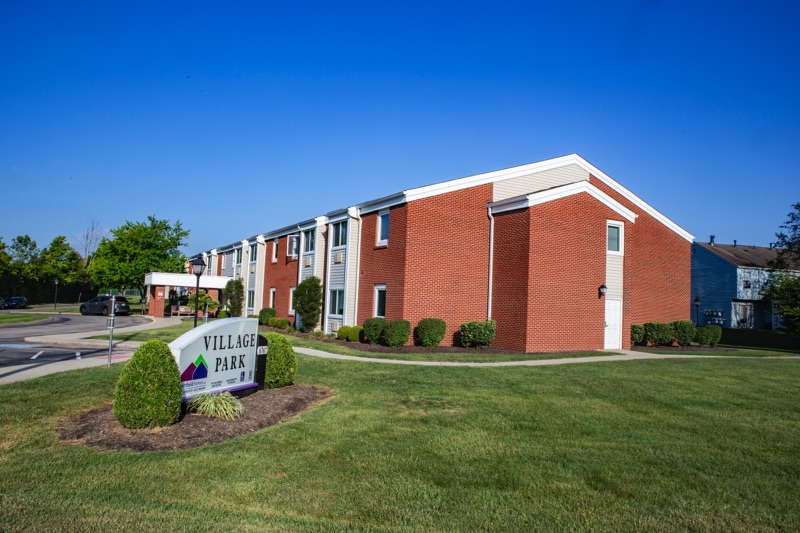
57 384 332 452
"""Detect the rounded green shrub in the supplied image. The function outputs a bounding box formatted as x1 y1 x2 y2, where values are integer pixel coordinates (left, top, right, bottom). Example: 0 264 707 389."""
113 340 183 429
217 309 230 319
337 325 352 341
671 320 696 346
267 317 291 330
347 325 363 343
264 333 297 388
415 318 447 347
631 324 645 345
259 307 277 325
362 317 387 344
460 320 496 348
385 320 411 347
644 322 674 346
707 325 722 346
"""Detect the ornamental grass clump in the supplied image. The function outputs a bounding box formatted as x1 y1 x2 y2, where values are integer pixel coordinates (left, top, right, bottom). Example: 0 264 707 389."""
113 340 183 429
186 392 244 420
264 333 296 388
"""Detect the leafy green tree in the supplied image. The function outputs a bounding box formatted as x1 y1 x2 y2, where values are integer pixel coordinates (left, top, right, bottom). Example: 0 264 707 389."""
0 238 12 296
89 216 189 296
6 235 40 296
294 276 323 331
186 290 220 313
225 279 244 317
769 202 800 270
39 236 87 304
765 203 800 335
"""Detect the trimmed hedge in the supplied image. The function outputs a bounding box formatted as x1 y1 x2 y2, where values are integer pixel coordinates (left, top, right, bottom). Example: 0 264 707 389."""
113 340 183 429
671 320 696 346
363 317 387 344
337 326 352 341
694 325 723 347
264 333 296 388
217 309 230 319
644 322 674 346
631 324 645 345
385 320 411 347
259 307 277 325
267 317 292 330
460 320 496 348
708 325 722 346
415 318 447 347
347 326 363 343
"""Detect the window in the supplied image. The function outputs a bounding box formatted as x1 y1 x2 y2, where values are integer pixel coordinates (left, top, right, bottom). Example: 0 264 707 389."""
377 210 389 246
249 244 258 262
288 235 299 257
303 229 315 252
272 239 278 262
374 284 386 318
206 260 212 275
332 221 347 247
607 222 624 255
290 287 296 315
221 255 226 269
247 290 255 309
743 280 752 289
269 288 276 308
329 289 344 316
235 248 243 264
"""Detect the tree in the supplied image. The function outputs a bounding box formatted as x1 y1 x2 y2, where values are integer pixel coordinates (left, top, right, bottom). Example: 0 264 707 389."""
39 236 86 304
89 216 189 296
224 279 244 317
765 203 800 335
0 238 12 296
7 235 40 295
73 218 107 269
293 276 323 332
769 202 800 270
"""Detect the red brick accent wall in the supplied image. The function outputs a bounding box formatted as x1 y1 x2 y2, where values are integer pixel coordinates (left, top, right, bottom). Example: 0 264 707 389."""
148 285 165 318
588 175 692 348
491 209 530 351
262 235 299 319
357 205 408 325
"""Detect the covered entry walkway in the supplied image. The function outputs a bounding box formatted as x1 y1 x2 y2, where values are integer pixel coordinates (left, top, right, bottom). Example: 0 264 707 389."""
144 272 232 318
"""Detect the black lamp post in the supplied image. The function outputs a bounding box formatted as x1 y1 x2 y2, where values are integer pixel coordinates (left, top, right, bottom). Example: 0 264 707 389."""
54 278 59 310
191 257 206 328
694 297 701 326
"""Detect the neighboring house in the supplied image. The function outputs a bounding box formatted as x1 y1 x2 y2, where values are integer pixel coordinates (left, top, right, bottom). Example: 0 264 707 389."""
691 238 787 329
174 154 693 352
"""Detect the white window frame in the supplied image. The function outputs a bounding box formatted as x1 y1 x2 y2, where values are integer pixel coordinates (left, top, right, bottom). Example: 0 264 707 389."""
332 221 347 248
247 289 255 309
374 284 386 318
221 254 226 269
269 288 276 309
288 235 299 258
303 229 315 252
290 287 296 315
249 244 258 262
377 210 389 246
235 247 243 265
607 221 624 256
329 289 345 316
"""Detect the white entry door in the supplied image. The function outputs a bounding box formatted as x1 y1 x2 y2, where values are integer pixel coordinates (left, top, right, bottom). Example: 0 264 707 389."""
604 299 622 350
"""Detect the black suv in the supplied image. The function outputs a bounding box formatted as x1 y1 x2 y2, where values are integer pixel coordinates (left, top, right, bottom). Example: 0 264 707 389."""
5 296 29 309
80 296 131 316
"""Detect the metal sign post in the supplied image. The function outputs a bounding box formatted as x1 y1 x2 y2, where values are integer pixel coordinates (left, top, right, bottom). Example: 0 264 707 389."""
107 295 116 365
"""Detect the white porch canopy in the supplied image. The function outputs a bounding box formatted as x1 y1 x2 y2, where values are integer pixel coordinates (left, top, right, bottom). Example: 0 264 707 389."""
145 272 232 290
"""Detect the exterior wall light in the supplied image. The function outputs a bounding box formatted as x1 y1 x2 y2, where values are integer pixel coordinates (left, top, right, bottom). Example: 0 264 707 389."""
598 284 607 298
192 256 206 328
694 297 701 326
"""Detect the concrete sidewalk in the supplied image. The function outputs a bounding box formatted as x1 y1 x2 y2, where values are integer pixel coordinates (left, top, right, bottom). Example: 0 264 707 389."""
0 317 184 385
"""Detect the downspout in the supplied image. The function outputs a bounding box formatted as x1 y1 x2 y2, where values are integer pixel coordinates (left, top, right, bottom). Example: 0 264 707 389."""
323 221 333 333
487 207 494 320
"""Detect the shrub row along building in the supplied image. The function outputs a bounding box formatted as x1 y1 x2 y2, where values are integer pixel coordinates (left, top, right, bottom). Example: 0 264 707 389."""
150 154 694 352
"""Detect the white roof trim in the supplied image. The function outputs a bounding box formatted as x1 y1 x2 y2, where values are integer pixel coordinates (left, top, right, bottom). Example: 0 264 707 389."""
144 272 232 290
489 181 638 223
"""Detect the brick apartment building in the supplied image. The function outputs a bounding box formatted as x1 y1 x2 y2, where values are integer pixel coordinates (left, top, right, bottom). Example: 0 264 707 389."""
169 154 693 352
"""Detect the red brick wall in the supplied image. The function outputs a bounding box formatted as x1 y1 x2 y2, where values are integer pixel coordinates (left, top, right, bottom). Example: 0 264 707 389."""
588 175 692 348
262 235 299 319
491 208 530 351
357 205 408 325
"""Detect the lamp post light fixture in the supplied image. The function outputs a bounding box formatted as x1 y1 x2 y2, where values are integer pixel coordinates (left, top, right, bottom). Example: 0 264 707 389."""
191 257 206 328
694 297 701 326
598 284 607 299
54 278 59 310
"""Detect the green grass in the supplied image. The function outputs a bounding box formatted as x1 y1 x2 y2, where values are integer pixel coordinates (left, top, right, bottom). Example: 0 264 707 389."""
1 356 798 531
0 313 52 325
635 346 800 357
287 335 607 362
90 320 194 343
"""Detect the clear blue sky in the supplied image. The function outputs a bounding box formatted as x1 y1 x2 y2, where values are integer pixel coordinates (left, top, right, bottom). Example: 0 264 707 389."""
2 1 798 255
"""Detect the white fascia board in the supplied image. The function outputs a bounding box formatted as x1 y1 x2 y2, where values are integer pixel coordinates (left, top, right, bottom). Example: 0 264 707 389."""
489 182 637 223
356 192 406 215
145 272 232 290
572 157 694 242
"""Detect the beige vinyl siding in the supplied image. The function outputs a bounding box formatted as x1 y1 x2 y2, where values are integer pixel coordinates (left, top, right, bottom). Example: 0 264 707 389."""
315 228 326 280
344 220 360 326
605 254 623 299
493 164 588 202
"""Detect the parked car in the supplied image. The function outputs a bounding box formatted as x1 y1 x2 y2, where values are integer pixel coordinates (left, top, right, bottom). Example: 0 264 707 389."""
80 296 131 316
5 296 29 309
0 297 5 310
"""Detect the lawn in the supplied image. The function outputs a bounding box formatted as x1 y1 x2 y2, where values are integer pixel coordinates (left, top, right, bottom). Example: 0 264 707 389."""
634 345 799 357
90 319 195 343
0 313 52 325
1 354 798 531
